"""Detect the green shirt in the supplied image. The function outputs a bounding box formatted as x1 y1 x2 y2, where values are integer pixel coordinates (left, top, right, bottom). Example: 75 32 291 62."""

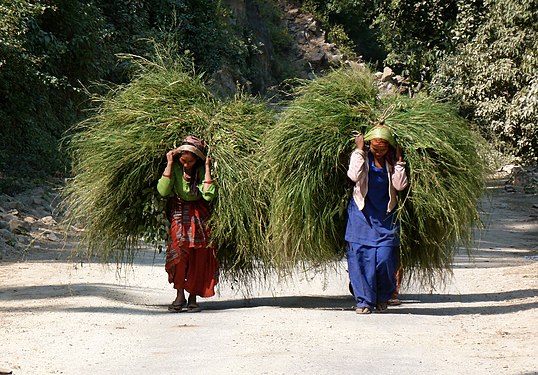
157 164 216 202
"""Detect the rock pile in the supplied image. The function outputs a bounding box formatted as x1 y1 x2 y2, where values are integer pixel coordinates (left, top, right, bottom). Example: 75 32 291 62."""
282 5 343 78
0 184 68 260
280 3 416 95
504 164 538 194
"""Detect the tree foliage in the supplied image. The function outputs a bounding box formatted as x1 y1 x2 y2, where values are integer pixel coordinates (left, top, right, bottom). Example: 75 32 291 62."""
1 0 537 181
374 0 460 80
431 0 538 162
0 0 248 180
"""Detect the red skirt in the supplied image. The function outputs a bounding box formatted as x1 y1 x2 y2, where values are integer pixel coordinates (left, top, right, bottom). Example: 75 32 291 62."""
165 196 219 298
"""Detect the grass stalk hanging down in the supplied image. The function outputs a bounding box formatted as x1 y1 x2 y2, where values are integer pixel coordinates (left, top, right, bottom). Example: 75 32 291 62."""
60 47 275 278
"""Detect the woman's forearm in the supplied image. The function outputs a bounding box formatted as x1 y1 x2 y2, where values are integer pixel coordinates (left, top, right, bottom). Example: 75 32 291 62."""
163 162 173 177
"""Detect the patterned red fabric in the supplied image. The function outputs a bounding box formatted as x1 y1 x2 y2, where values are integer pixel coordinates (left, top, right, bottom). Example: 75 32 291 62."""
165 196 219 297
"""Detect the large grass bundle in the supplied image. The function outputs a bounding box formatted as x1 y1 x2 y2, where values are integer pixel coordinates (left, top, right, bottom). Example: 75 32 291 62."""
206 93 276 276
263 66 488 283
62 54 215 263
261 67 378 270
61 50 275 278
378 95 488 284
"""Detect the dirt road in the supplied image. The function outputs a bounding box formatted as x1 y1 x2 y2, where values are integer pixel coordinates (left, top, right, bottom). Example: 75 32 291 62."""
1 175 537 375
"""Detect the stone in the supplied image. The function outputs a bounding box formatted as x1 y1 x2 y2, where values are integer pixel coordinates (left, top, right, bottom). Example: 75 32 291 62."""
394 75 404 84
9 219 30 235
2 201 23 212
41 216 58 226
327 53 343 64
347 61 366 71
381 67 395 82
504 185 516 192
307 21 319 33
24 216 38 224
305 49 325 63
16 235 30 245
0 228 16 243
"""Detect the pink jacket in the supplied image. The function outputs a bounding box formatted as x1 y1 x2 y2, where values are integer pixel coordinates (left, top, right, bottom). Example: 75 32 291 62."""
347 149 408 213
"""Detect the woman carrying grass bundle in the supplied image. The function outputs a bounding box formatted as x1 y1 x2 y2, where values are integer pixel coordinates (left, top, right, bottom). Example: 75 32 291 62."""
157 136 218 313
346 125 408 314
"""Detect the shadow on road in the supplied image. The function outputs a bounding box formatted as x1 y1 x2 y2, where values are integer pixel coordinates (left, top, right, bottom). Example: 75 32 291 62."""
1 282 536 316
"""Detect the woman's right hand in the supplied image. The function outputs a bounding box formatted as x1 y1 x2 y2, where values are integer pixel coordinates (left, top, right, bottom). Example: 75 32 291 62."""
355 134 365 150
166 149 177 164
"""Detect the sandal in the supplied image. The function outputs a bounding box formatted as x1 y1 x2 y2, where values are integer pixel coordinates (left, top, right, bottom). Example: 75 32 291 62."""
187 303 202 313
387 298 401 306
355 307 372 314
167 299 186 313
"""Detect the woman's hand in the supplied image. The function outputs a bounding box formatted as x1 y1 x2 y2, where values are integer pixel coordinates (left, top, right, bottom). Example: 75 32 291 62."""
163 149 179 178
166 149 180 164
355 134 365 150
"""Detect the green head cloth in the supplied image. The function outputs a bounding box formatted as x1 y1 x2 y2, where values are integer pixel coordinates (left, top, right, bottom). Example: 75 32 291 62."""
364 126 397 148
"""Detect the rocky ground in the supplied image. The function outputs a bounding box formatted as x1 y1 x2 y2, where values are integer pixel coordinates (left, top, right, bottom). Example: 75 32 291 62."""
0 166 537 375
0 181 67 262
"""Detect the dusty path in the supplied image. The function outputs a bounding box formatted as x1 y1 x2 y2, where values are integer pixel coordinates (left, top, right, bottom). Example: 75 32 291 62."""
1 175 537 375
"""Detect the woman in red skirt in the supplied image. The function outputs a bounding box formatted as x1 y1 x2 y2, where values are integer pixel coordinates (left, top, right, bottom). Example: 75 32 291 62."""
157 136 218 313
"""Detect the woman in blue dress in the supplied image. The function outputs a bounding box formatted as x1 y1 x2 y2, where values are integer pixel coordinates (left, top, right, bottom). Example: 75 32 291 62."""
346 125 408 314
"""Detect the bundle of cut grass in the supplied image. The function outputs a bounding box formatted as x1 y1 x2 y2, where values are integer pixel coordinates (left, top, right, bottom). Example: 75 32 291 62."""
206 92 276 277
263 66 488 283
62 54 215 264
61 49 275 278
261 67 378 271
377 95 488 284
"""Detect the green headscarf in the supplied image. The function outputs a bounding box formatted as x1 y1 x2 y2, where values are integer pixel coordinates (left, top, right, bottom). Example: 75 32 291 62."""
364 126 397 148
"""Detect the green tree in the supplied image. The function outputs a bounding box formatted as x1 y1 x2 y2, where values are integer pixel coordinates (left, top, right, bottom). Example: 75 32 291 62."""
0 0 250 182
432 0 538 162
373 0 479 81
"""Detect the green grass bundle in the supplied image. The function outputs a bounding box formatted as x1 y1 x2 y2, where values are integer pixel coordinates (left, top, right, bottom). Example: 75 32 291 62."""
378 95 488 284
261 67 378 271
61 51 275 277
62 54 215 263
263 66 488 283
206 93 276 277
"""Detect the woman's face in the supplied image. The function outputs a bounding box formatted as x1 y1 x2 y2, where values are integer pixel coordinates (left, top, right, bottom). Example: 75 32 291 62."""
370 138 389 158
179 151 198 171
